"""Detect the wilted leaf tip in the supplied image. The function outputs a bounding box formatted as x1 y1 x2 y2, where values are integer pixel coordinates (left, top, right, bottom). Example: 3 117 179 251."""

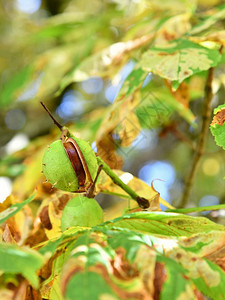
211 108 225 127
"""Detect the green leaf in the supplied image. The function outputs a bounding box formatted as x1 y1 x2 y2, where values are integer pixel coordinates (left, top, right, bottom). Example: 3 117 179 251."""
65 272 119 300
139 39 221 88
157 256 196 300
116 66 149 99
136 88 195 126
46 224 225 299
0 65 34 108
0 192 36 225
105 212 225 237
0 243 44 288
189 4 225 35
192 259 225 300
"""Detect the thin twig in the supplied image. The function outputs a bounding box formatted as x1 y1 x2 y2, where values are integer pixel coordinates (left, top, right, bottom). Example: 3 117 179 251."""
180 68 214 207
40 102 63 130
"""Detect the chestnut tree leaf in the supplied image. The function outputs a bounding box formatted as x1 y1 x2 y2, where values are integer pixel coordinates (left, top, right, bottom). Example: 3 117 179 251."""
189 3 225 35
167 246 225 300
39 219 225 299
0 243 44 289
0 192 36 225
105 212 225 237
71 35 153 82
139 39 221 89
157 256 196 300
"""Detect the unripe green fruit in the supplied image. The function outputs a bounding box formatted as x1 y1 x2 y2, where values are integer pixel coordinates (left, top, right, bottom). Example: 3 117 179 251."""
61 196 104 231
42 137 98 192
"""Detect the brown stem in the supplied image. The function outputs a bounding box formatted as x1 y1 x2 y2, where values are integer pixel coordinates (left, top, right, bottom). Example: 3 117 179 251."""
180 68 214 208
40 102 63 130
86 164 103 198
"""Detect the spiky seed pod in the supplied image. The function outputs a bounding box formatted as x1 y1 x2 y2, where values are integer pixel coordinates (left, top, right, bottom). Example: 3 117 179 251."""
42 136 98 192
61 195 104 231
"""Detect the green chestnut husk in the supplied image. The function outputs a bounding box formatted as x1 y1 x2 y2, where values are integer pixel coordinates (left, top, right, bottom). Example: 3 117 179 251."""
61 196 104 231
42 135 98 192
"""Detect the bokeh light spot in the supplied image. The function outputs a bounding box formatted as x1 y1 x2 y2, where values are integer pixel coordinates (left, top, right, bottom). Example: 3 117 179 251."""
142 73 152 88
91 141 97 152
138 161 176 204
202 158 220 176
0 177 12 203
5 109 26 130
105 60 136 103
199 195 220 215
5 133 29 155
57 91 84 120
120 173 133 184
16 0 41 14
81 77 103 94
132 129 158 151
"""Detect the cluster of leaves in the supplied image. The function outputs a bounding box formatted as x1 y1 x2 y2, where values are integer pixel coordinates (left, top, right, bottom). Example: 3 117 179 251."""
0 0 225 299
1 191 225 299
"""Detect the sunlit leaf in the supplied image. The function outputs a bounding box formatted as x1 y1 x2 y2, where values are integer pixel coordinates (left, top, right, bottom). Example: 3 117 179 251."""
65 272 119 300
189 4 225 35
0 243 44 288
167 246 225 299
157 255 196 300
154 13 191 46
105 212 225 236
71 35 153 81
0 192 36 225
147 0 197 13
139 39 221 89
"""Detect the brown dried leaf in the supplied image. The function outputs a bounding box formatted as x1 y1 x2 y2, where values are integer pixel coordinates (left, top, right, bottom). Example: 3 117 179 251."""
166 80 190 108
24 223 48 248
153 262 167 300
2 224 17 243
211 108 225 126
97 135 123 169
37 191 72 240
39 206 52 230
96 90 141 169
134 245 157 297
0 290 14 300
154 14 191 45
111 248 139 281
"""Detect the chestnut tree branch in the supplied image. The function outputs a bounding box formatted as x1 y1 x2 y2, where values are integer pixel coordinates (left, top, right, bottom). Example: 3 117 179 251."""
96 156 149 208
180 67 214 208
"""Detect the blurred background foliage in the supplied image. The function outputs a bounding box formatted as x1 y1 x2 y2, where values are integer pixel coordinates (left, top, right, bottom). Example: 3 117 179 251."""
0 0 225 220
